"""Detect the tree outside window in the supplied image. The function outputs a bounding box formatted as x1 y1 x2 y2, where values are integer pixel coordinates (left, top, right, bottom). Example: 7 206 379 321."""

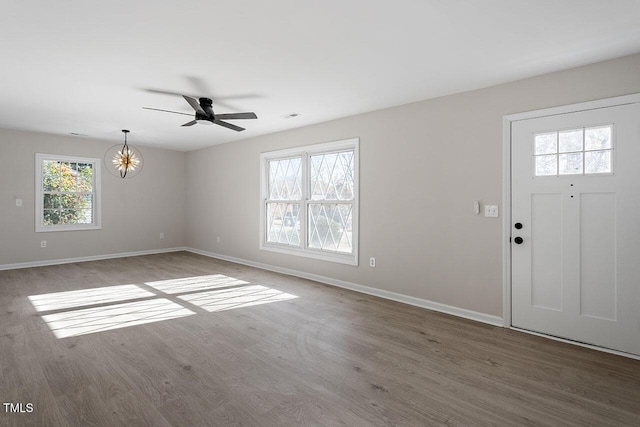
36 154 101 232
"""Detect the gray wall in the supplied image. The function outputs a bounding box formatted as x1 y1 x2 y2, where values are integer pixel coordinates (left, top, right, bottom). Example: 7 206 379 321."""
2 54 639 317
0 129 186 265
185 53 640 318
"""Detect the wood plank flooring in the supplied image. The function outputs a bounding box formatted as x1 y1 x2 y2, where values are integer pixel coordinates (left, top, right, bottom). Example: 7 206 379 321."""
1 252 639 426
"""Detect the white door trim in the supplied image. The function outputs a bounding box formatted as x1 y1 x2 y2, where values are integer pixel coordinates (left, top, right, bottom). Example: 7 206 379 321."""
502 92 640 330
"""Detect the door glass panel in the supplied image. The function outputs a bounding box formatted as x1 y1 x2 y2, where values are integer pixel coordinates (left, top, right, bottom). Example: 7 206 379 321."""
535 132 557 155
585 150 611 174
559 153 583 175
558 129 583 153
535 155 557 176
585 126 612 151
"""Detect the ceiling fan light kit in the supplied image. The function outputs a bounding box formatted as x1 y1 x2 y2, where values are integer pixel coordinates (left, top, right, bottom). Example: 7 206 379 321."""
143 95 257 132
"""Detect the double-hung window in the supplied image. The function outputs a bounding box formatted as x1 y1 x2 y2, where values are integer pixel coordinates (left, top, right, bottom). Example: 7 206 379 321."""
35 153 101 232
260 138 359 265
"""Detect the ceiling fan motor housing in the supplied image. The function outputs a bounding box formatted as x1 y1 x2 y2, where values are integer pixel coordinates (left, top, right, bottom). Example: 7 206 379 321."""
199 98 215 118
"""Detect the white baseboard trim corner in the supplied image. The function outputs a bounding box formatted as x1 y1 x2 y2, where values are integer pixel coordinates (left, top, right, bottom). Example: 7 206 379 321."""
0 247 187 271
186 247 504 327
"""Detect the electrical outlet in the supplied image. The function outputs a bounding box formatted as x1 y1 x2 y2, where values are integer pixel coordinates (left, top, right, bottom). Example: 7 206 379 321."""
369 257 376 267
216 236 221 243
40 240 47 248
159 233 165 239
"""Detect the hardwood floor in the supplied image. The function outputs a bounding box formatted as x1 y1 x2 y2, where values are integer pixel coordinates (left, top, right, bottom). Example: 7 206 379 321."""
1 252 639 426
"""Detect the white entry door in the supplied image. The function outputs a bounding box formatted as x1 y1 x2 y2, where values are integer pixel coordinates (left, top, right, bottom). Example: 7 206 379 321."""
511 101 640 356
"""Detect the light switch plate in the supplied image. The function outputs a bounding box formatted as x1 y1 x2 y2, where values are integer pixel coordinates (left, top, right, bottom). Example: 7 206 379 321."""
485 205 499 218
15 199 22 207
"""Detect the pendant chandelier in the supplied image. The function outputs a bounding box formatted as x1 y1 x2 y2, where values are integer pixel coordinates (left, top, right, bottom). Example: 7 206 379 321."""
104 130 144 179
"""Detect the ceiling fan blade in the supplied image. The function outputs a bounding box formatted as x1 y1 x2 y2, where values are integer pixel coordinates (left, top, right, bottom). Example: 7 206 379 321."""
142 107 193 116
217 94 262 101
144 88 192 97
183 95 206 115
215 112 258 120
214 120 245 132
181 120 198 127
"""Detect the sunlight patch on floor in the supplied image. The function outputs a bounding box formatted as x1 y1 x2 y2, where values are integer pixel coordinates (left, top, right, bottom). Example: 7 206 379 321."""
28 285 155 312
178 285 298 312
145 274 249 294
29 275 298 339
41 298 195 339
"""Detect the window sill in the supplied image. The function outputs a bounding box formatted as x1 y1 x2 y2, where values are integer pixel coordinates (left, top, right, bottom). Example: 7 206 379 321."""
260 243 358 266
36 224 101 233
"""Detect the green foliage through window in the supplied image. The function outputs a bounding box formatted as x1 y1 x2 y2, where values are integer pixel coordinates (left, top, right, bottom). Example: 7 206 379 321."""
42 160 94 225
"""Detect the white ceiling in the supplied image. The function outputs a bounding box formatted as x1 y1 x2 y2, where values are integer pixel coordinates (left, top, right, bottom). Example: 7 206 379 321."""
1 1 639 151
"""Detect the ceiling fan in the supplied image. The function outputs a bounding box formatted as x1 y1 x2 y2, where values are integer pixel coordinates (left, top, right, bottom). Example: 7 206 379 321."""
143 95 257 132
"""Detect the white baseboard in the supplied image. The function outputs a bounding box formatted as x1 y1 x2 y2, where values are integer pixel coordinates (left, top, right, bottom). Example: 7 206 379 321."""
0 245 503 327
0 247 187 271
186 247 504 327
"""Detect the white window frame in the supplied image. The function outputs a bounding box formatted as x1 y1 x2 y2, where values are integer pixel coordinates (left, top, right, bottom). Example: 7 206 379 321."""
260 138 359 266
35 153 101 232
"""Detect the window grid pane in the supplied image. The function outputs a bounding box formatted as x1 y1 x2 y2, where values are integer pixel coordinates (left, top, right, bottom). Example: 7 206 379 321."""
308 203 353 253
310 150 355 201
266 202 301 247
534 125 612 177
77 163 94 192
268 157 302 201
